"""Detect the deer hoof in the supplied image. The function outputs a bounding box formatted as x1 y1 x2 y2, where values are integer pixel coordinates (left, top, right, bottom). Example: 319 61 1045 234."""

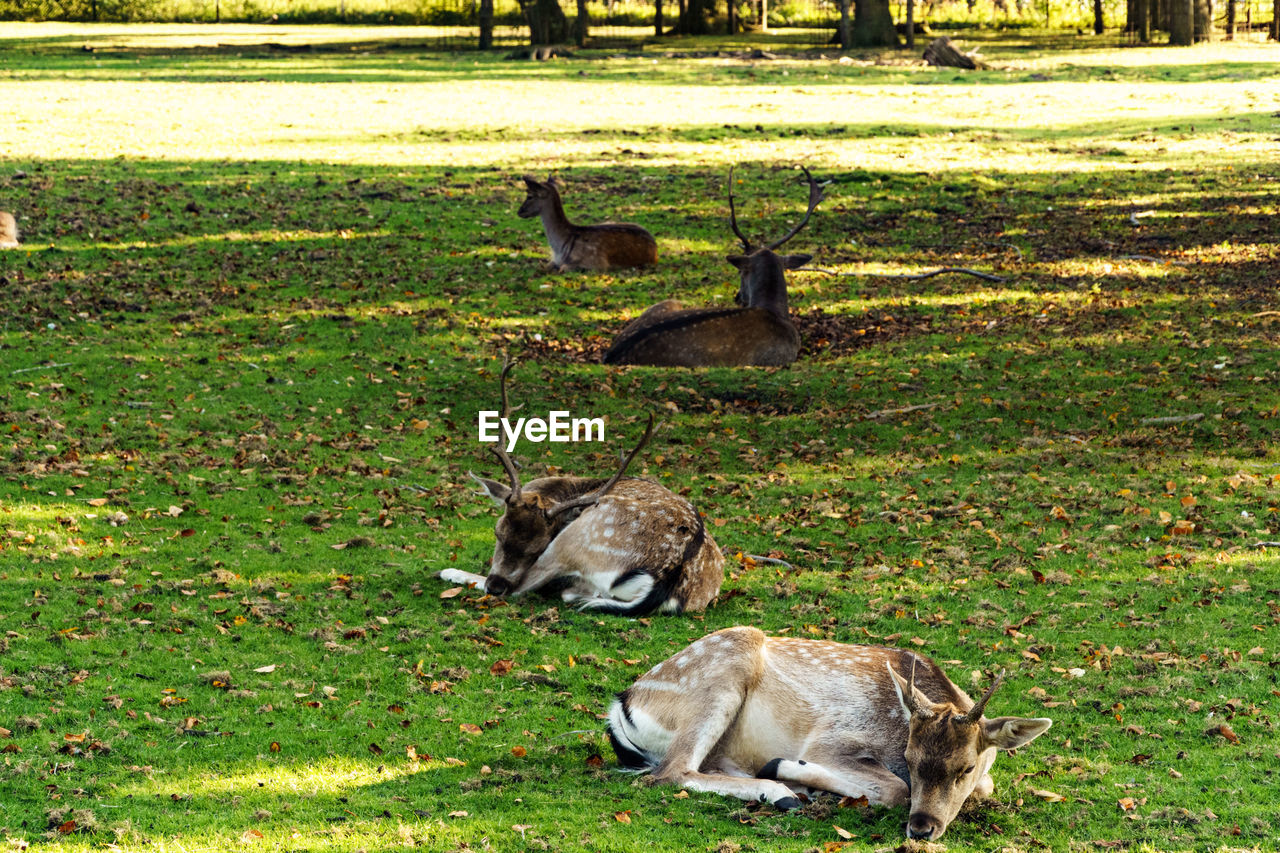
774 796 803 811
757 758 783 780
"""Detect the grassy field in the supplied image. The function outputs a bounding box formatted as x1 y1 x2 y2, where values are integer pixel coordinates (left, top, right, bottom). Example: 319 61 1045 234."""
1 25 1279 853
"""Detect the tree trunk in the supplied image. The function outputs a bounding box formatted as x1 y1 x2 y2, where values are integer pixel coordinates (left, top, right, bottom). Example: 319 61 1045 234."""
923 36 977 67
760 0 769 30
853 0 898 46
1225 0 1235 37
1093 0 1105 31
1169 0 1193 41
575 0 589 45
1137 0 1151 39
655 0 663 35
479 0 494 49
674 0 714 32
838 0 852 46
906 0 915 47
1273 0 1279 38
727 0 737 33
1193 0 1213 38
524 0 569 44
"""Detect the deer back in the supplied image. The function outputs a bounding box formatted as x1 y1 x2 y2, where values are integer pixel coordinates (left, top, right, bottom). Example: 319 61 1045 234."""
518 175 657 272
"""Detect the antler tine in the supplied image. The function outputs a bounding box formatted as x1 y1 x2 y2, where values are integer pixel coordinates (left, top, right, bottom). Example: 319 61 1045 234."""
727 165 753 252
902 656 922 714
491 356 522 503
958 668 1005 724
764 165 826 251
547 414 656 519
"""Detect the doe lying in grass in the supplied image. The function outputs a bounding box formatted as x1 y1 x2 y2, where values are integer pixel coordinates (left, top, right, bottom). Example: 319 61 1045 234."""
608 626 1051 841
438 361 723 615
601 166 823 367
518 174 658 272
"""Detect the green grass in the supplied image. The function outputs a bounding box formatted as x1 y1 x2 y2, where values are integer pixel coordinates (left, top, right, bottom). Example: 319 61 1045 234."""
1 25 1279 853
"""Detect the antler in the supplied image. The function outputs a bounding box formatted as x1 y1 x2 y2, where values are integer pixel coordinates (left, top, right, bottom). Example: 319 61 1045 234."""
956 669 1005 725
546 414 656 519
764 165 826 251
489 356 523 504
899 657 923 715
727 165 753 252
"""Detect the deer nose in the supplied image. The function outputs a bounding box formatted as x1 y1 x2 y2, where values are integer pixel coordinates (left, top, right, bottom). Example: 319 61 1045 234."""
484 575 512 597
906 813 940 840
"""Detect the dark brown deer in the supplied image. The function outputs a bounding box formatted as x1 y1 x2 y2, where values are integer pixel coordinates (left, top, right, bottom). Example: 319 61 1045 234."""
601 166 824 367
437 360 723 615
518 175 658 272
608 627 1052 841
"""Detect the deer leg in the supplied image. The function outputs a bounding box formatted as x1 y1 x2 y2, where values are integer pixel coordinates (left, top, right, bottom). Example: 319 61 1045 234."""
757 753 909 807
438 568 489 589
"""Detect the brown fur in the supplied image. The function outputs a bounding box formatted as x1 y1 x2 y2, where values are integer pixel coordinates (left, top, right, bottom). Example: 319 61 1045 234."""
518 175 657 272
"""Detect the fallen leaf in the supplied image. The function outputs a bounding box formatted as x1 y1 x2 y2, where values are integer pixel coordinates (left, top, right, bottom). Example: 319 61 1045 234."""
1118 797 1136 812
1030 788 1066 802
511 746 527 757
1215 723 1240 744
459 723 483 735
614 811 632 824
57 820 77 834
448 810 468 818
440 587 464 599
490 659 514 676
241 828 264 842
269 741 281 753
369 742 384 755
87 498 108 507
586 754 604 768
833 825 854 840
253 664 277 674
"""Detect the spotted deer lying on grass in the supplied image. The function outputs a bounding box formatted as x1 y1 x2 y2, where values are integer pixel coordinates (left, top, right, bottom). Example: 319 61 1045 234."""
437 361 723 615
601 166 825 367
518 174 658 272
608 627 1052 840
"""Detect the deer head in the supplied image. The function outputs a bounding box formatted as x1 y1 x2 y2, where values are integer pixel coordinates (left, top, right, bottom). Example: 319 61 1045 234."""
517 174 562 220
725 165 824 311
471 358 655 598
888 663 1053 840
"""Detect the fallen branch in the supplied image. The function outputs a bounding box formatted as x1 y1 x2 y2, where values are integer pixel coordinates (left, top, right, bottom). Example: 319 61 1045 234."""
1253 541 1280 549
1250 311 1280 318
1127 209 1157 226
801 266 1006 283
10 361 72 375
742 553 795 570
865 402 940 420
1117 254 1163 263
1139 412 1204 426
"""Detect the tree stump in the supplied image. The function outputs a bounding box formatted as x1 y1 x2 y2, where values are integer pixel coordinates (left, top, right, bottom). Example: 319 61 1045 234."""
922 36 978 69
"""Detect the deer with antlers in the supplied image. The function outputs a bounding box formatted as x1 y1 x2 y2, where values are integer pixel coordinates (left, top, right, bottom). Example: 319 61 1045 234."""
518 175 658 272
601 166 825 367
437 361 724 615
608 627 1052 840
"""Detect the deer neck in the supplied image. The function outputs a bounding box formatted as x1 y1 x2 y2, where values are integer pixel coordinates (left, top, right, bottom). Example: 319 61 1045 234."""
746 273 790 318
538 194 579 260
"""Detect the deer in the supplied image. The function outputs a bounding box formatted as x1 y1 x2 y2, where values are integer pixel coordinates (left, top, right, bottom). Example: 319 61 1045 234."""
607 626 1052 841
601 166 824 368
518 174 658 272
0 211 18 249
437 360 723 616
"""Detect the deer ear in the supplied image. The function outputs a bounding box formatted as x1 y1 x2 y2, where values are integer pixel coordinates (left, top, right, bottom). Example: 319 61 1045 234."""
546 174 563 189
980 716 1052 751
782 253 813 270
522 175 541 189
470 472 511 505
726 254 749 269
